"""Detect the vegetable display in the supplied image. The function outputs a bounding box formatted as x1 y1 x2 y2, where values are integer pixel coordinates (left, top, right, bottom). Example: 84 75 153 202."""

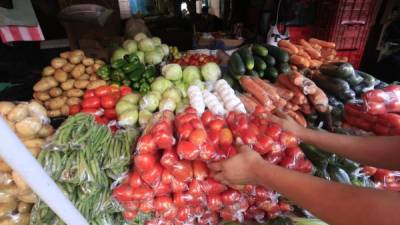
30 113 139 225
113 108 314 224
33 50 106 117
0 101 54 225
171 53 220 67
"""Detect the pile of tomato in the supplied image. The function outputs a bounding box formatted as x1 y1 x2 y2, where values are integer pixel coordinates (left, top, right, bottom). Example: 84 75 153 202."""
69 85 132 127
112 107 314 224
171 53 220 67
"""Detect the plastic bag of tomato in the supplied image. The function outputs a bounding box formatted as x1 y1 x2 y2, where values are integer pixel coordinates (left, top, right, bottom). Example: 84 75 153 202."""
171 53 220 67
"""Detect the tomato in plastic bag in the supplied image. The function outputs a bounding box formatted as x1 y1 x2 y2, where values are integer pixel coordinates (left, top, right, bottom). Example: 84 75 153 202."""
191 194 207 206
226 145 238 158
207 129 220 147
192 160 209 181
131 186 154 200
279 155 297 169
207 194 223 211
177 141 200 160
123 210 138 221
363 89 387 102
175 113 197 127
171 160 193 182
176 206 193 222
128 171 143 188
154 196 174 213
136 134 157 154
192 205 205 217
173 192 193 208
154 181 171 196
220 207 242 222
122 201 139 212
141 163 163 187
294 158 313 174
244 205 265 223
219 128 233 146
188 179 204 196
201 178 227 194
151 120 173 135
154 130 175 149
240 127 258 145
279 132 298 148
264 151 284 164
198 210 219 225
134 153 157 173
199 142 216 161
201 110 214 126
254 135 274 155
279 201 293 212
191 118 204 129
209 118 226 131
113 184 134 202
221 189 241 205
285 146 304 160
161 169 174 184
171 177 189 193
161 149 179 169
264 123 282 141
178 122 193 139
365 102 387 115
139 198 154 213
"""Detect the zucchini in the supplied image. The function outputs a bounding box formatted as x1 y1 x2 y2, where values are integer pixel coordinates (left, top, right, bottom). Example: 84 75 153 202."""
278 63 291 74
264 44 289 63
264 55 276 66
238 47 255 70
252 43 268 57
254 56 267 71
264 67 279 82
336 157 359 173
312 73 354 101
320 62 355 79
355 70 376 86
228 52 246 75
327 165 351 184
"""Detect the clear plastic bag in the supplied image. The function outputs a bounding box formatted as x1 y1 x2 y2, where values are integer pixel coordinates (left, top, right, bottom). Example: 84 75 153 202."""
362 85 400 114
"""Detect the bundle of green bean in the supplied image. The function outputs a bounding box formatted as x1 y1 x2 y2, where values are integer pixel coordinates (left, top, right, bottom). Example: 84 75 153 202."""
30 113 139 225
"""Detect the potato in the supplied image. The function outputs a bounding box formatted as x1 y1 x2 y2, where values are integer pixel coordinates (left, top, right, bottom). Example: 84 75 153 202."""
18 192 38 203
0 102 15 116
37 124 54 138
66 89 84 97
82 57 95 66
5 120 15 132
0 201 17 218
60 79 75 91
15 117 42 139
74 80 89 89
0 162 11 173
42 66 55 76
33 79 51 92
0 172 12 186
85 66 94 74
78 73 90 80
48 97 65 110
48 87 62 97
60 51 71 59
95 59 105 65
12 171 29 193
93 63 102 72
0 185 18 203
71 49 84 57
50 57 67 69
7 104 28 122
33 92 50 102
71 64 85 78
61 105 69 116
66 97 81 106
87 80 106 89
54 69 68 82
62 63 75 73
69 54 83 64
43 100 50 109
47 110 61 117
89 74 98 81
23 138 44 149
18 202 32 213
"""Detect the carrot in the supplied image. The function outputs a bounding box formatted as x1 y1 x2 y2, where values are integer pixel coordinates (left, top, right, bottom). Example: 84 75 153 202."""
279 47 296 55
321 48 336 58
277 75 307 105
309 59 323 68
304 47 321 59
276 98 287 109
278 40 299 54
239 76 273 107
300 103 312 115
309 38 336 49
238 95 259 113
289 71 318 95
299 39 313 49
252 77 280 102
290 55 310 68
310 43 322 51
273 84 294 100
297 51 312 60
287 111 307 127
308 88 329 113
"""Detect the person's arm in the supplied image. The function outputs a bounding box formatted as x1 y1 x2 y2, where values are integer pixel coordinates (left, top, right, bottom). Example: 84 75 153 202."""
209 147 400 225
268 112 400 170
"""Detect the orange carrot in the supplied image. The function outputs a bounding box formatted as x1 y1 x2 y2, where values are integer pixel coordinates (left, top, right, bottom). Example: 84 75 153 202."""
304 47 321 59
244 93 261 104
309 38 336 49
239 76 273 107
321 48 336 58
279 47 296 55
308 88 329 113
287 111 307 127
309 59 323 68
277 75 307 104
297 51 312 60
252 77 280 102
239 95 259 113
310 43 322 51
278 40 299 54
273 84 294 100
290 55 310 68
289 71 318 95
299 39 313 49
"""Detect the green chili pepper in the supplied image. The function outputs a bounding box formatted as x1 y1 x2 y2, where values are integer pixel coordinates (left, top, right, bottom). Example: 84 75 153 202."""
128 71 141 82
111 59 126 69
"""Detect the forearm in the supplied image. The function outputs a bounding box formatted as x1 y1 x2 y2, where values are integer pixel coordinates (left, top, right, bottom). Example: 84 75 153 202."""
298 128 400 170
254 161 400 225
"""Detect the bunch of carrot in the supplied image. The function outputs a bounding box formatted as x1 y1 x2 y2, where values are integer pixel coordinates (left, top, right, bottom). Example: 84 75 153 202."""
278 38 347 69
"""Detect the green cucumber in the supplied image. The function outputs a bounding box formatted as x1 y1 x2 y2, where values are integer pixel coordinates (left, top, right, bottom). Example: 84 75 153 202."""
312 73 354 101
252 43 268 57
258 70 264 77
278 62 291 74
320 62 354 79
247 70 259 76
254 56 267 71
264 44 289 63
238 47 255 70
264 67 279 81
264 55 276 66
328 165 351 184
355 70 376 86
228 52 246 75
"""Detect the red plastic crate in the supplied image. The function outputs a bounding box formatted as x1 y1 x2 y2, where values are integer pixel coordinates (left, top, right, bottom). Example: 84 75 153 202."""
332 24 370 50
287 26 313 42
336 49 364 69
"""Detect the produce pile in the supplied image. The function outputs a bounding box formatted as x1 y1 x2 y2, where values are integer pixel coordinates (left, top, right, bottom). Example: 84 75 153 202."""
33 50 107 117
0 101 54 225
112 108 313 224
171 53 220 67
30 113 139 225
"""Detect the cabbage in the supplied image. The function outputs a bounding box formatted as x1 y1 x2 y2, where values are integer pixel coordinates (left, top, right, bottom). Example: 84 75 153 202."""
162 64 182 81
116 100 137 115
154 46 165 57
121 93 141 105
139 38 155 52
134 32 147 42
174 81 188 98
163 87 181 103
191 79 205 90
118 109 138 127
111 48 129 62
151 77 173 93
183 66 201 84
122 40 137 53
176 98 189 113
161 44 169 56
151 37 162 46
159 98 176 111
148 91 162 100
145 50 163 65
201 62 221 82
139 110 152 127
136 51 145 63
139 93 159 112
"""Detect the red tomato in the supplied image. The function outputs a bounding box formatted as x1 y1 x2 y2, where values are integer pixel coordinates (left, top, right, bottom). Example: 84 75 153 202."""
265 123 282 140
171 178 188 193
122 201 139 211
207 194 223 211
95 116 109 125
362 166 377 176
154 182 171 196
82 96 101 109
131 186 154 200
175 113 197 127
221 189 241 205
201 110 214 126
264 151 284 164
176 207 193 222
104 109 117 120
177 141 200 160
153 130 175 150
245 205 265 221
279 132 298 148
240 128 258 145
112 184 134 201
95 85 112 97
141 163 163 187
139 198 154 213
170 160 193 182
134 153 157 173
161 169 174 184
188 179 204 197
112 92 121 101
373 169 396 183
120 86 133 96
69 104 81 115
201 178 227 195
285 146 304 159
254 135 274 155
101 95 116 109
136 134 157 154
83 90 96 99
191 118 203 129
199 142 216 161
226 111 236 126
189 128 207 145
151 120 172 134
294 159 313 174
128 171 143 188
160 149 179 169
279 155 296 169
161 207 178 221
178 123 193 139
173 193 193 208
154 196 174 213
123 210 138 221
220 207 236 221
365 102 386 114
208 119 225 131
192 160 209 181
185 107 197 114
219 128 233 146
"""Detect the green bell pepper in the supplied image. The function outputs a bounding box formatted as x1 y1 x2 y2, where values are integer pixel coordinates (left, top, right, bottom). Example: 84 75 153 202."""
122 79 132 87
124 53 140 64
132 82 140 90
111 59 126 69
96 65 111 80
142 66 156 79
110 69 125 82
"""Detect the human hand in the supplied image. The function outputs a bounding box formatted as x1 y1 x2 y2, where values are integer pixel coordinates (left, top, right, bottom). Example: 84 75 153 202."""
208 145 264 185
268 110 306 137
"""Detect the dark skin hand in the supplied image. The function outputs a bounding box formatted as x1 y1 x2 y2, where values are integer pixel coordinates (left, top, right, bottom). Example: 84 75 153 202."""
209 112 400 225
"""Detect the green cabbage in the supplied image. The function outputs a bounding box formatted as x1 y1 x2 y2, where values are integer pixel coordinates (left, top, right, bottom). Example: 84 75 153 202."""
151 37 162 46
144 50 163 65
116 100 137 115
159 98 176 111
162 64 182 81
111 48 129 62
122 40 137 53
139 38 155 52
134 32 147 42
151 77 173 93
139 110 153 127
183 66 201 84
121 93 141 105
163 87 181 103
201 62 221 82
139 93 159 112
118 109 138 127
161 44 170 56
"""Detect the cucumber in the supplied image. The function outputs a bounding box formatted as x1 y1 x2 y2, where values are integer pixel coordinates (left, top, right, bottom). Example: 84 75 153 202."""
328 165 351 184
254 56 267 71
252 43 268 57
264 67 279 81
264 44 289 63
264 55 276 66
312 73 354 101
258 70 264 77
355 70 376 86
228 52 246 75
320 62 355 79
247 70 259 76
278 63 291 74
238 47 255 70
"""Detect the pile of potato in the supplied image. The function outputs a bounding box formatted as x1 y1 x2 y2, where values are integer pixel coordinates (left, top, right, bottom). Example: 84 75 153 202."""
0 101 54 225
33 50 107 117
